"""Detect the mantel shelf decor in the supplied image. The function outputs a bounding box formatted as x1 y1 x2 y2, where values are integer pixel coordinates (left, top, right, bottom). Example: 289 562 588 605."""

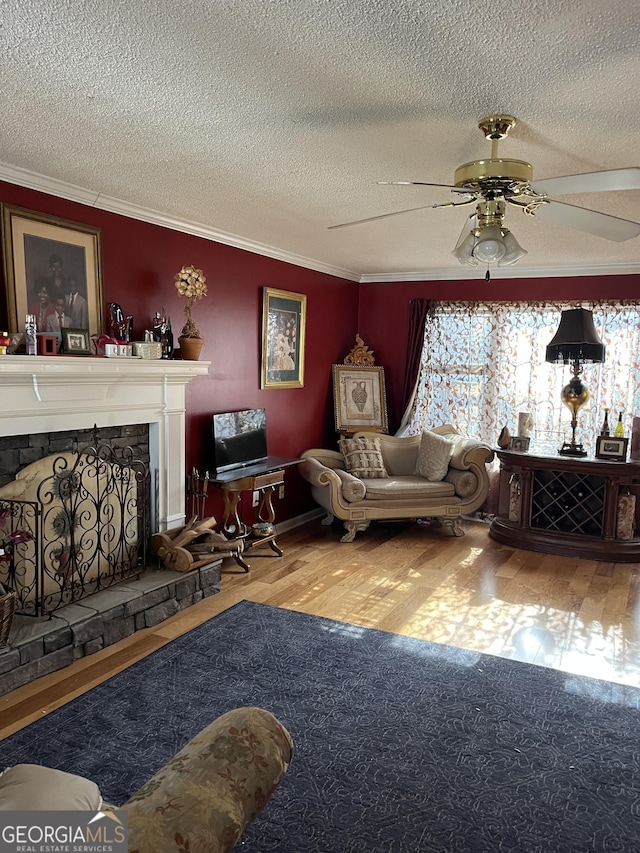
175 264 207 361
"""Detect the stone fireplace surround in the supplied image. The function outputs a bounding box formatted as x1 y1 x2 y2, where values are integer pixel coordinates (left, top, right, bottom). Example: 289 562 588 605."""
0 355 217 696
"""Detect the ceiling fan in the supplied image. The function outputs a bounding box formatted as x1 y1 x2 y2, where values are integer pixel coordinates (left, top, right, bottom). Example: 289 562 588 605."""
329 114 640 270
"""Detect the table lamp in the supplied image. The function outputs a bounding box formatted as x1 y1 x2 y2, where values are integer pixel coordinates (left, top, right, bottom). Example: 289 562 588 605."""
545 307 605 457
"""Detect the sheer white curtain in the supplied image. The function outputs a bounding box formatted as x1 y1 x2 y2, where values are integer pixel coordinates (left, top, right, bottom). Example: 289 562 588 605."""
405 300 640 451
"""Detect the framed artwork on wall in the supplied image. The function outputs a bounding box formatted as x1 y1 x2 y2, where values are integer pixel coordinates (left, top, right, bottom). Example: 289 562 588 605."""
1 204 103 336
332 364 388 433
260 287 307 389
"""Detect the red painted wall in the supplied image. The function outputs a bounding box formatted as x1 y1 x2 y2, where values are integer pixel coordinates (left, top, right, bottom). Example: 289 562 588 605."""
358 276 640 432
3 179 639 522
0 181 359 522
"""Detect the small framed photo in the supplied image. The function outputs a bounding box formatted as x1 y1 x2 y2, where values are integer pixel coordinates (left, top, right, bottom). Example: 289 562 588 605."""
508 436 530 452
332 364 388 433
595 435 628 462
260 287 307 389
61 327 91 355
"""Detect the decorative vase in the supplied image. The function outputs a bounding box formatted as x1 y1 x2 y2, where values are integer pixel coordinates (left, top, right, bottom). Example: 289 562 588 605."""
179 336 204 361
497 425 511 449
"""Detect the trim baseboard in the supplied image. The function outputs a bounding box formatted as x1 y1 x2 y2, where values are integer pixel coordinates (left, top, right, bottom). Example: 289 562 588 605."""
276 508 324 534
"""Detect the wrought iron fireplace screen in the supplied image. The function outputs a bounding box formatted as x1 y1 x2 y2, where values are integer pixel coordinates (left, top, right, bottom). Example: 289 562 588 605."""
0 431 149 616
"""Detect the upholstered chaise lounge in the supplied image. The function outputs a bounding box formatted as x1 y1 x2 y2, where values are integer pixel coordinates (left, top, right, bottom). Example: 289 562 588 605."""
300 424 494 542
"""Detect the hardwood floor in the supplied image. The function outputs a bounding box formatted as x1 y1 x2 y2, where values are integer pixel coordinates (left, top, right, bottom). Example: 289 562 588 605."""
2 516 640 739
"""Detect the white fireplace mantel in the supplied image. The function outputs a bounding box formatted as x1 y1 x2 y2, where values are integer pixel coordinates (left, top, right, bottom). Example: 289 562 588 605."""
0 355 210 530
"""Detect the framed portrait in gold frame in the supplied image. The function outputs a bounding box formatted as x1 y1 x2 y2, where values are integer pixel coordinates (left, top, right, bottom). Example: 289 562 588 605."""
260 287 307 389
1 204 103 336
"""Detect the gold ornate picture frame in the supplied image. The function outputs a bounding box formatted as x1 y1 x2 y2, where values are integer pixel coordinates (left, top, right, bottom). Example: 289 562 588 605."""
1 204 103 336
332 364 388 433
260 287 307 389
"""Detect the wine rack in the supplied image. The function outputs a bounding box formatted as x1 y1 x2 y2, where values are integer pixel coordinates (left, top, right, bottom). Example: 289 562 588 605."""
530 469 605 537
490 448 640 561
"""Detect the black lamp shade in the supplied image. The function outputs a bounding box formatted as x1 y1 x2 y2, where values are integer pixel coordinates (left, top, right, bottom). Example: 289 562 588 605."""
545 308 605 365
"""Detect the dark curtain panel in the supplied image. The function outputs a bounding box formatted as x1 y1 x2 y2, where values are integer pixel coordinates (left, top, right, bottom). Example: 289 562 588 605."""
401 298 434 413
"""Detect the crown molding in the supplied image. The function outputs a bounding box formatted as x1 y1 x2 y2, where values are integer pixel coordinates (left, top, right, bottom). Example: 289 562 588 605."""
2 162 637 285
0 162 360 282
359 262 640 283
0 163 101 207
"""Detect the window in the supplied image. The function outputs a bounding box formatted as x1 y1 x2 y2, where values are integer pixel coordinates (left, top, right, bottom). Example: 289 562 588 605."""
407 300 640 452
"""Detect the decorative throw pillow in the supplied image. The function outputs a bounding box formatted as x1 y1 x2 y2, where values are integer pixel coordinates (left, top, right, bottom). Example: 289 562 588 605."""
414 430 455 481
339 435 388 479
0 764 103 811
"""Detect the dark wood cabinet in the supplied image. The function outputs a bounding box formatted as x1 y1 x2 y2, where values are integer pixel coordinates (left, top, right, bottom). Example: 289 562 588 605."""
489 449 640 561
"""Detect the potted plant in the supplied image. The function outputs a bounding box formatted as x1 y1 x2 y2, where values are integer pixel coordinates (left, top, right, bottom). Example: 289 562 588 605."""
175 265 207 360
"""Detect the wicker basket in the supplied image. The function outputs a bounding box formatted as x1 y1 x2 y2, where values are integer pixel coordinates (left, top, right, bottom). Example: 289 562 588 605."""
132 341 163 359
0 589 17 647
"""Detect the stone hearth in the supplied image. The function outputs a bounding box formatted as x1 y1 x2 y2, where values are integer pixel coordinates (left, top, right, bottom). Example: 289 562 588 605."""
0 561 221 696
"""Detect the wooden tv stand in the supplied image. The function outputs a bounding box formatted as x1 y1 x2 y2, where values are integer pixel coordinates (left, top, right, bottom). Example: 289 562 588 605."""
489 448 640 561
211 456 301 570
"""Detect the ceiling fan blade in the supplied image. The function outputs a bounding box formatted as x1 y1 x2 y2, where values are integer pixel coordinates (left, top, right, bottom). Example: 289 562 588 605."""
532 200 640 242
328 203 446 230
531 167 640 196
378 181 476 195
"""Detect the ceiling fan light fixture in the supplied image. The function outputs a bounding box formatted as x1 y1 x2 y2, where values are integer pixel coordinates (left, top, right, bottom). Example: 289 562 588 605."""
336 114 640 267
497 229 528 266
473 225 506 263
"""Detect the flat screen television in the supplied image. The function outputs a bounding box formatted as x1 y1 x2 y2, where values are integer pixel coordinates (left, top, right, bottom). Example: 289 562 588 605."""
212 408 268 474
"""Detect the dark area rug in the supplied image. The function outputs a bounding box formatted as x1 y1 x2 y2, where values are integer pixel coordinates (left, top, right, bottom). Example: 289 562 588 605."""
2 600 640 852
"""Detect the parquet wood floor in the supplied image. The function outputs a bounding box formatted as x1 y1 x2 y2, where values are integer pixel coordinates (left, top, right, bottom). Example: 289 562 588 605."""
2 517 640 739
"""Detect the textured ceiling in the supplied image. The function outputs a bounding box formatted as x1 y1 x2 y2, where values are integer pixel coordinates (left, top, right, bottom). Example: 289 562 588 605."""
1 0 640 281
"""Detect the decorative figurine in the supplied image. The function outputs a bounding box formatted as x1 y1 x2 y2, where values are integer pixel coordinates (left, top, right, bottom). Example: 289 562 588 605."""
152 309 174 359
107 302 133 342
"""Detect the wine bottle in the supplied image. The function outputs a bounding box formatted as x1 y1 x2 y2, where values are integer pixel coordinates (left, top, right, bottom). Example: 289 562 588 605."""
162 317 174 360
614 412 625 438
600 408 610 436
